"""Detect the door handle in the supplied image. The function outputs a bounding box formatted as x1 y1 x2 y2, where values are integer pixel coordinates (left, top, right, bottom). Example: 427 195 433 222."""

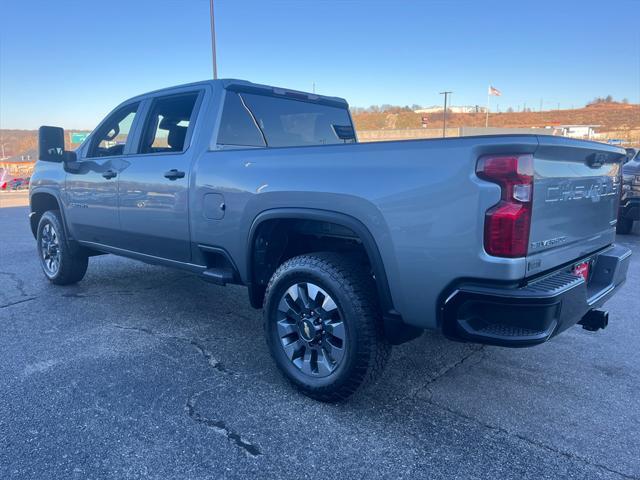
164 169 185 180
102 169 117 180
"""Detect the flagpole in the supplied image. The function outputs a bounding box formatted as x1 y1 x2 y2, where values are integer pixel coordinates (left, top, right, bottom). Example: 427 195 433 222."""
485 86 490 128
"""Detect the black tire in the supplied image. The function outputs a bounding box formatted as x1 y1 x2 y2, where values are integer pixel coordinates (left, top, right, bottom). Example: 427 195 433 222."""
263 252 391 402
616 217 633 235
37 210 88 285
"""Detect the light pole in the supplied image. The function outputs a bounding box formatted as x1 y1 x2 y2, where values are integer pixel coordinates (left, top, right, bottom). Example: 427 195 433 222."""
0 143 8 161
439 91 452 137
209 0 218 79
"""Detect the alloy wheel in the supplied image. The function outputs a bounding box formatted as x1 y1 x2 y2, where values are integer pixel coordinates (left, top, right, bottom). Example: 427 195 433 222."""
276 282 346 377
40 222 61 276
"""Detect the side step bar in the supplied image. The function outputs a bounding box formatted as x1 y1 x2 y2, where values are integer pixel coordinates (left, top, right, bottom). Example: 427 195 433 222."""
201 268 234 286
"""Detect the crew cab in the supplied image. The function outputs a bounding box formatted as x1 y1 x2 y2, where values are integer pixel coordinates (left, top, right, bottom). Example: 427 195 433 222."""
30 79 631 401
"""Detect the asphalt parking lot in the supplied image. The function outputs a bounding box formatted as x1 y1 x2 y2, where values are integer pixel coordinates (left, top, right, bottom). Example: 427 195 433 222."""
1 197 639 480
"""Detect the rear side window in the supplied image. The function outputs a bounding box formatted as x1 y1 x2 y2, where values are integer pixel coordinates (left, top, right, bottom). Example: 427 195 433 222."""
241 93 355 147
139 92 199 154
217 92 265 147
216 91 355 148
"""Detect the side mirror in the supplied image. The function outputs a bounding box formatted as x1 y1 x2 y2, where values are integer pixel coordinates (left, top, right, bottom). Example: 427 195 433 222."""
38 126 65 162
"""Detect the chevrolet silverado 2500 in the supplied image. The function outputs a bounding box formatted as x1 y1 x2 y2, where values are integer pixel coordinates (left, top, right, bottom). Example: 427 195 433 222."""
30 79 631 401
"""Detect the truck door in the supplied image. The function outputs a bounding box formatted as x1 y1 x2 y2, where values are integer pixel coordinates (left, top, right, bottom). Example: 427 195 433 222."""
65 102 141 246
116 91 202 263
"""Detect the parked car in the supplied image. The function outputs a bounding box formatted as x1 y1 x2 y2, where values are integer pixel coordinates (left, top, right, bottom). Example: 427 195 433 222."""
617 148 640 234
8 177 29 190
30 80 631 401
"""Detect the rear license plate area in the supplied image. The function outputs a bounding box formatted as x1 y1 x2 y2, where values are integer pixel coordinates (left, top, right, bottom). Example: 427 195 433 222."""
572 260 591 282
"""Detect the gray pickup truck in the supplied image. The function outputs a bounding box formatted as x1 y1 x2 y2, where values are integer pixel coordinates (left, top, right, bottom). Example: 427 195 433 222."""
31 79 631 401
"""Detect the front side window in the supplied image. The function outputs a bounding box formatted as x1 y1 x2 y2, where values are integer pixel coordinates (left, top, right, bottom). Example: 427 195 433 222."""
139 92 199 154
87 103 139 158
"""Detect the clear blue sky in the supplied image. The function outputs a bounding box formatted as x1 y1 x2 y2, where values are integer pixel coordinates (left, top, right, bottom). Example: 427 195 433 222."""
1 0 639 130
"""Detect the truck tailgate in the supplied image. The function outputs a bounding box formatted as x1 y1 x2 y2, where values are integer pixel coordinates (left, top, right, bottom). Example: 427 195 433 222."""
526 136 626 277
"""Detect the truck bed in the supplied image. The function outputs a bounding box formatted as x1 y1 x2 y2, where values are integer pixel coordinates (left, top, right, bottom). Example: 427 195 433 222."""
192 134 626 329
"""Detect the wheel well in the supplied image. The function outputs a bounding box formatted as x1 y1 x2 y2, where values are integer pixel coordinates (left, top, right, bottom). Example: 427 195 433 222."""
248 215 422 345
248 217 389 310
29 192 61 238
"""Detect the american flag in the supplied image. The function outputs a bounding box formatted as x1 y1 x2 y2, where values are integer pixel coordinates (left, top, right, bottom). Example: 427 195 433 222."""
488 86 502 96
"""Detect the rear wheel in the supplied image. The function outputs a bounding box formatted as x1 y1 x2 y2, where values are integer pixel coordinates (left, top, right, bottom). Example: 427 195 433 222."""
37 210 88 285
263 252 390 402
616 217 633 235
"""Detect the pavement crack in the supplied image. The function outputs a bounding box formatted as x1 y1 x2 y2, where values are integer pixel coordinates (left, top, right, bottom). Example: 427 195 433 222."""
424 396 638 480
113 324 155 335
427 346 486 386
402 345 637 479
0 271 28 297
401 346 637 478
62 291 134 299
0 297 36 309
189 340 231 374
401 346 486 402
114 324 260 456
112 324 234 376
186 390 262 458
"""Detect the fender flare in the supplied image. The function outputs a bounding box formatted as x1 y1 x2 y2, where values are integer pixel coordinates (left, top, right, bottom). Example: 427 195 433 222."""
29 188 66 239
246 208 422 344
246 208 395 314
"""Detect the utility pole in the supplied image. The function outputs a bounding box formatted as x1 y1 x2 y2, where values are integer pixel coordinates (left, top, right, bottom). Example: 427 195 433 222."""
539 98 543 112
0 143 7 161
440 91 452 137
209 0 218 79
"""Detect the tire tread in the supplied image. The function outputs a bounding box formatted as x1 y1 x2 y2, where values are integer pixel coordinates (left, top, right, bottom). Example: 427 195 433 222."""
38 210 88 285
263 252 391 402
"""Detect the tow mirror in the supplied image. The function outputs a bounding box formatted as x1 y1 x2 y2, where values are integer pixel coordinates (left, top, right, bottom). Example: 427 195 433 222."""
38 126 78 165
38 126 65 162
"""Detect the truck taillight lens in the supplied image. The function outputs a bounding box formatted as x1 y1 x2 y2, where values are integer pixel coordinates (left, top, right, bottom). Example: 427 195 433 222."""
476 154 534 258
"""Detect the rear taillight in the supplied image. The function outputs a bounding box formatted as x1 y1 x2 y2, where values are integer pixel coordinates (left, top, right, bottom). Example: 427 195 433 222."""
476 154 534 258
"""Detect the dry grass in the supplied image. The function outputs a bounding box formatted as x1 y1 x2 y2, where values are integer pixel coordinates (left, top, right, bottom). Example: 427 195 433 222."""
352 102 640 140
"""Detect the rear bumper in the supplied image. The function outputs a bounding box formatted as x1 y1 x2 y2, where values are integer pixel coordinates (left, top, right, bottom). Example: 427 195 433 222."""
441 244 631 347
619 198 640 221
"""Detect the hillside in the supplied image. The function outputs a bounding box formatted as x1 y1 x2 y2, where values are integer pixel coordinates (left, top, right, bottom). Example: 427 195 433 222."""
1 103 639 159
0 129 87 161
352 102 640 137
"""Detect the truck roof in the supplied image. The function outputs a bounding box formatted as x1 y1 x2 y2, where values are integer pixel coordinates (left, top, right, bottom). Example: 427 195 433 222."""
125 79 349 108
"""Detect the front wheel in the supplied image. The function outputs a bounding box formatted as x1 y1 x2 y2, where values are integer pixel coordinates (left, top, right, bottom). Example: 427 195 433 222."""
37 210 88 285
263 252 391 402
